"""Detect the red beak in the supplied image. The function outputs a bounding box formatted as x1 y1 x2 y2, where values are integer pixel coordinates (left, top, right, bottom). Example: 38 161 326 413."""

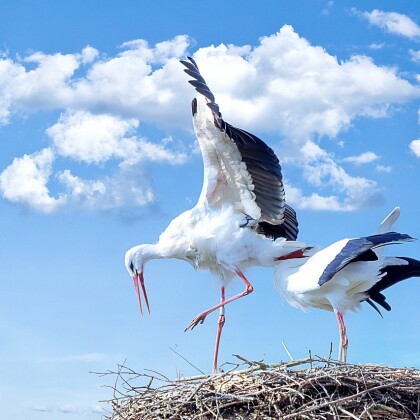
275 248 311 261
132 271 151 316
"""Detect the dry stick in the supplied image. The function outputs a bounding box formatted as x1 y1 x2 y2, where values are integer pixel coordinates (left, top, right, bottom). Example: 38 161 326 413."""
232 354 267 369
328 342 333 363
169 346 206 375
282 381 399 419
282 340 294 361
143 368 172 382
338 406 362 420
170 365 249 419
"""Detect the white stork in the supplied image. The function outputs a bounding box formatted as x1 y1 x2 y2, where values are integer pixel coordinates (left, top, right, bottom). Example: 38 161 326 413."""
274 207 420 362
125 57 310 373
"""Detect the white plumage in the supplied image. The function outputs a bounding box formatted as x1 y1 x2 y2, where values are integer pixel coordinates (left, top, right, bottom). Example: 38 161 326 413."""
125 57 309 373
274 207 420 362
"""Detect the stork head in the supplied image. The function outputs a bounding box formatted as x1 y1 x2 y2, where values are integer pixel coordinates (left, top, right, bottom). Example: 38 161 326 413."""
125 244 155 316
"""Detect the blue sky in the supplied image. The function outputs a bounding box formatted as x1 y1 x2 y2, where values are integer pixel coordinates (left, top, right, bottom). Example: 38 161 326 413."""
1 1 420 418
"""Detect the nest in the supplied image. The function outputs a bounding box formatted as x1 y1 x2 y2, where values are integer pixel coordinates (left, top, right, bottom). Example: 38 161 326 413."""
100 355 420 419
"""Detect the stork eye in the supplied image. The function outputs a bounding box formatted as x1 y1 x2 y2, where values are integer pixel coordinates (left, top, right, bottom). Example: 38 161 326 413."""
130 261 134 272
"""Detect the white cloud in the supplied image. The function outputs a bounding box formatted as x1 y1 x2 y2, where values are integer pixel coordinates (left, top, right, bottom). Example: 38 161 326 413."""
375 164 392 173
80 46 99 64
342 151 380 165
0 56 24 124
90 404 105 414
322 1 334 16
409 139 420 157
14 51 80 111
47 110 140 164
368 43 385 50
302 153 380 210
31 402 106 415
281 141 382 211
0 146 159 213
0 27 419 212
1 26 417 136
0 110 187 213
354 9 420 39
410 49 420 63
57 168 155 211
0 148 63 213
73 35 191 127
286 184 352 211
192 25 419 141
47 110 188 166
0 36 191 127
58 404 79 414
0 130 183 213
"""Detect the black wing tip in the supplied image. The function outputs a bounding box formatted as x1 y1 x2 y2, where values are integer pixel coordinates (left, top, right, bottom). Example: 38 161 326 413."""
180 56 198 68
187 56 197 66
180 56 200 76
367 293 392 312
365 298 384 317
180 56 222 124
367 232 415 245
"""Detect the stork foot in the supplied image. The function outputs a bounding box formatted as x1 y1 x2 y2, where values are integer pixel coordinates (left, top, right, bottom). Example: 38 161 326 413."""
184 312 209 331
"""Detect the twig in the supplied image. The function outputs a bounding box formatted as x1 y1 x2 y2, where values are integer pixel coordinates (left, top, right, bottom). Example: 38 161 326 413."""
282 381 400 419
282 340 294 361
169 346 205 375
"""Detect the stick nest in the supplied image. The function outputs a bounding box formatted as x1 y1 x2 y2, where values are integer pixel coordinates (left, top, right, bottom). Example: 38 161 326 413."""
101 356 420 419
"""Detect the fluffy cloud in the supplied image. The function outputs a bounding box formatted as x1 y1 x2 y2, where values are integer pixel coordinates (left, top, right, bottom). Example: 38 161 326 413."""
375 165 392 173
0 108 189 213
90 404 105 414
342 151 380 165
32 403 105 415
58 404 79 414
286 184 354 211
47 111 140 163
354 9 420 39
409 49 420 63
0 148 63 212
275 140 380 211
0 27 419 212
0 139 182 213
1 27 417 136
409 139 420 157
191 25 418 145
57 168 155 211
47 110 188 166
0 36 191 127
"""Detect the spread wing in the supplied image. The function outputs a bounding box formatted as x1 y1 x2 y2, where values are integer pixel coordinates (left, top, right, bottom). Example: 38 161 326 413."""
318 232 413 286
181 56 298 240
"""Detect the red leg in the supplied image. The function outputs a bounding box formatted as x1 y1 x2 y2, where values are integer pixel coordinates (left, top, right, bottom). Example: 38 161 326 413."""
184 268 253 331
334 309 348 362
212 287 225 374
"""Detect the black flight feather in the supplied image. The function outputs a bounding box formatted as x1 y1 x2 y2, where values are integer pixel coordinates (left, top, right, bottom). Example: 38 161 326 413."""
365 256 420 312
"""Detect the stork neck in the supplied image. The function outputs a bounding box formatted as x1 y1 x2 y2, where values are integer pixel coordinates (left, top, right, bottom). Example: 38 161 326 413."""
138 243 167 263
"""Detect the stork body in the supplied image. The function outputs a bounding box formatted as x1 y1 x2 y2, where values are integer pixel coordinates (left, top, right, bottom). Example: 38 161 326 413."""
274 208 420 362
125 57 308 373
